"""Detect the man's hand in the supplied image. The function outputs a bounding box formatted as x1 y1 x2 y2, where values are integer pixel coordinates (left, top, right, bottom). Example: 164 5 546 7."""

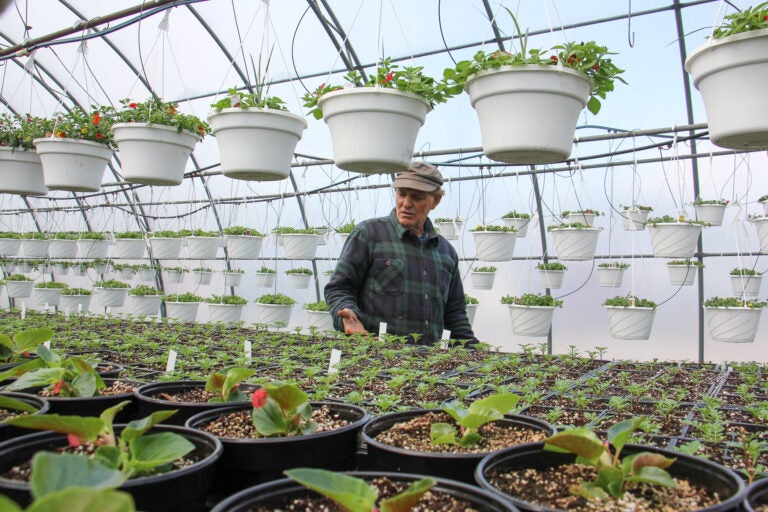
337 308 368 335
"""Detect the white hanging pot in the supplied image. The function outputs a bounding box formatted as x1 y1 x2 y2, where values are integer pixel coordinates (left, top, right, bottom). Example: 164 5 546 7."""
0 147 48 196
730 274 763 298
207 303 244 324
317 88 430 173
192 271 213 286
21 239 49 258
470 271 496 290
685 28 768 150
222 271 243 288
705 306 763 343
464 65 591 164
33 287 62 308
225 235 263 259
549 227 602 261
257 303 293 327
77 239 111 259
148 237 183 260
621 209 649 231
208 108 307 181
137 268 155 281
282 233 320 259
33 137 112 192
288 273 312 289
0 237 21 257
71 263 87 277
694 203 727 226
126 295 162 316
667 264 698 286
112 123 199 186
185 236 221 259
465 303 478 325
538 269 565 289
47 239 78 259
118 268 134 280
566 212 597 226
434 221 463 241
605 306 656 340
164 301 200 323
5 280 34 299
597 267 627 288
94 287 129 308
648 223 703 258
471 231 517 261
161 269 184 284
59 294 91 314
254 272 276 288
507 304 556 337
113 238 146 259
502 217 530 237
752 217 768 253
305 309 333 331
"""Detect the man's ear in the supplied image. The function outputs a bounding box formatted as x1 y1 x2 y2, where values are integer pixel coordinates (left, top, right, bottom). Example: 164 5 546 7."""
430 193 443 210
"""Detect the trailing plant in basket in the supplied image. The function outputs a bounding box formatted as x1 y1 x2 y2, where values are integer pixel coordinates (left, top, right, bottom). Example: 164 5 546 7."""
430 392 520 447
693 198 729 206
544 416 676 500
205 367 256 403
206 294 248 306
561 209 602 217
501 293 563 307
473 265 497 272
285 267 313 276
164 292 203 303
222 226 264 236
285 467 436 512
603 295 657 308
711 3 768 39
502 210 531 219
211 86 288 112
305 300 330 312
0 113 53 150
667 259 704 268
704 297 768 308
598 261 630 269
256 293 296 305
645 215 708 226
114 98 210 138
465 294 479 305
471 224 516 232
250 381 316 436
730 267 762 276
537 261 567 271
127 285 161 297
47 105 117 148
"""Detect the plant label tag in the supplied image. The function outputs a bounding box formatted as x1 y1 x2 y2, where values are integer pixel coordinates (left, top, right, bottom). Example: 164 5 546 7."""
20 303 25 319
165 349 177 374
378 322 387 338
328 349 342 374
440 330 451 350
244 339 252 361
43 341 51 350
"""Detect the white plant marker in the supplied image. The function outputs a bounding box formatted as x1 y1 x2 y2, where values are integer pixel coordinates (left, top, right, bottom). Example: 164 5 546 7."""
165 349 177 374
328 349 342 374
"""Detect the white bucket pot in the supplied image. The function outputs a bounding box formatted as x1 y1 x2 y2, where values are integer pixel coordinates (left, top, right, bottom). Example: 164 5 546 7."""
148 237 183 260
185 236 222 259
538 270 565 289
71 263 87 277
549 227 602 261
752 217 768 253
472 231 517 261
288 273 312 289
59 294 91 314
225 235 263 259
164 301 200 323
112 123 199 186
667 264 698 286
113 239 146 259
465 303 478 325
648 223 703 258
33 287 62 308
470 271 496 290
77 239 111 259
566 212 597 226
52 263 69 277
305 309 334 331
21 239 49 258
254 272 276 288
118 268 134 280
730 274 763 298
465 65 591 164
762 200 768 217
34 137 112 192
317 88 430 173
5 280 34 299
208 108 307 181
0 147 48 196
257 303 293 327
126 295 162 316
685 28 768 150
434 221 463 241
137 268 155 281
502 217 530 237
192 271 213 286
47 239 78 259
694 204 727 226
597 267 627 288
282 234 320 260
621 209 649 231
605 306 656 340
0 238 21 257
705 307 763 343
223 271 244 288
207 303 244 324
507 304 556 337
94 287 129 308
161 270 184 285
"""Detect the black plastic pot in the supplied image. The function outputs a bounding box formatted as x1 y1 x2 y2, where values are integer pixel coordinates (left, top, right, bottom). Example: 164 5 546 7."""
135 380 258 426
361 409 555 484
0 392 50 443
744 478 768 512
0 424 222 512
185 401 369 495
475 442 746 512
210 471 520 512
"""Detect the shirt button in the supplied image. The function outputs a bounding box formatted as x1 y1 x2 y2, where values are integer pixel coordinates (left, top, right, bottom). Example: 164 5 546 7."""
422 270 427 275
386 260 391 266
424 294 429 299
425 320 430 324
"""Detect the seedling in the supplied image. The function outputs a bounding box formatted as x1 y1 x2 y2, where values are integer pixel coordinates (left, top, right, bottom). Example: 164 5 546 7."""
430 392 520 447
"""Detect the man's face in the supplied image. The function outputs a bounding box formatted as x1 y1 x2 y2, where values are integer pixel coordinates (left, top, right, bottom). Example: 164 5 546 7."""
395 187 441 234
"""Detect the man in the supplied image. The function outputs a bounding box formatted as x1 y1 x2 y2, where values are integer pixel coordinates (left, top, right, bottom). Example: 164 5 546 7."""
325 162 477 346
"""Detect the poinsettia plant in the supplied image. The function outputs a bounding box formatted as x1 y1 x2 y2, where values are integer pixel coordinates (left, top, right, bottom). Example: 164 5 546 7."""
250 381 316 436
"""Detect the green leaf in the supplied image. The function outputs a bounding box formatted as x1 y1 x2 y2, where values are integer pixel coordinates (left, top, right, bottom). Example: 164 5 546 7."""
99 401 131 432
5 367 66 392
204 372 225 393
252 399 288 435
624 451 676 473
380 477 435 512
222 368 256 398
13 328 54 353
70 371 99 397
625 465 677 488
607 417 644 452
0 333 13 351
127 432 194 473
264 382 308 412
93 446 122 470
0 358 48 383
26 487 135 512
466 392 520 418
544 428 606 464
429 423 457 444
595 466 625 498
120 410 178 444
0 394 38 413
29 452 126 499
0 495 22 512
285 468 377 512
459 431 482 447
4 414 104 441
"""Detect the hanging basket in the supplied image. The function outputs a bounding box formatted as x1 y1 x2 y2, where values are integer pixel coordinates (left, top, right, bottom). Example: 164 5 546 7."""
192 270 214 286
225 235 263 259
565 212 597 226
694 203 727 226
685 28 768 150
317 88 430 173
47 239 78 259
597 266 627 287
464 65 591 164
20 239 49 259
77 239 111 259
161 269 184 285
207 303 243 324
253 272 276 288
0 147 48 196
621 208 649 231
502 216 530 237
222 271 244 288
4 280 34 299
137 267 155 281
667 264 698 286
705 306 763 343
605 306 656 340
538 269 565 289
730 274 763 298
33 137 112 192
164 301 201 323
112 123 199 186
549 227 602 261
282 233 320 260
470 271 496 290
471 231 517 261
752 217 768 253
288 273 312 289
434 220 463 241
93 287 129 308
0 237 21 258
185 236 221 259
466 303 478 325
58 294 91 314
208 108 307 181
33 287 62 308
305 310 333 331
257 303 293 327
113 238 146 259
507 304 556 337
648 223 703 258
126 295 162 316
148 237 184 260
